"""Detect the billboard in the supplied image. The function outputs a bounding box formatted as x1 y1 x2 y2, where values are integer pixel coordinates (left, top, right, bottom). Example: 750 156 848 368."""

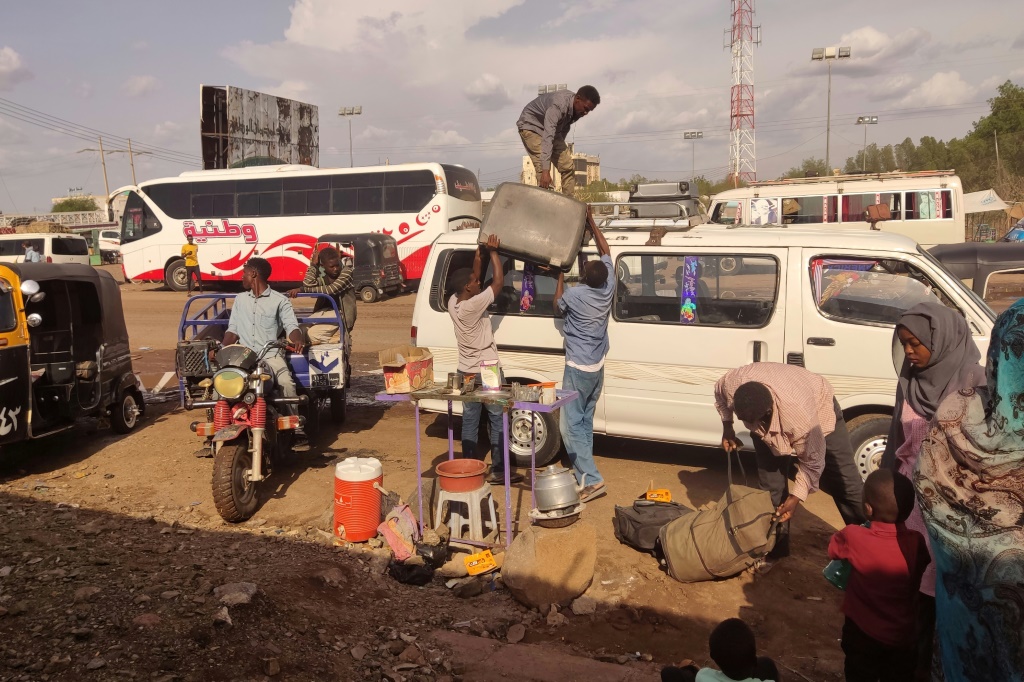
200 85 319 170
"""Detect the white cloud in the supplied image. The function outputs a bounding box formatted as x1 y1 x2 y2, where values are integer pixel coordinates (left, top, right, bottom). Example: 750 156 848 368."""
544 0 616 29
153 120 183 141
262 80 310 101
121 75 159 97
0 46 32 91
358 125 394 141
425 130 470 146
464 73 513 111
1013 31 1024 50
896 71 976 108
0 118 27 145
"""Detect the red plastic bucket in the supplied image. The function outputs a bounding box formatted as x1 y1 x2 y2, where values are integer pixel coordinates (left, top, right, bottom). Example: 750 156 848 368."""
334 457 383 542
435 459 487 493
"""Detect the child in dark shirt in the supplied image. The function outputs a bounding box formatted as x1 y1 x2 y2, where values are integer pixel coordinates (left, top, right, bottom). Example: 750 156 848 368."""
661 618 780 682
828 469 930 682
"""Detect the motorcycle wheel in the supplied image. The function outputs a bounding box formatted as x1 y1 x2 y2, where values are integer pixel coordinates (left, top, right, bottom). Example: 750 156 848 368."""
212 439 259 523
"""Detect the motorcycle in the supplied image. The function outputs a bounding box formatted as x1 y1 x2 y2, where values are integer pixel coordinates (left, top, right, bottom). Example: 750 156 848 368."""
185 341 305 522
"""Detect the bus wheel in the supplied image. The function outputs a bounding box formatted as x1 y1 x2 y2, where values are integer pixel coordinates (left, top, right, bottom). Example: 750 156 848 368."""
165 259 189 292
718 257 743 275
359 286 379 304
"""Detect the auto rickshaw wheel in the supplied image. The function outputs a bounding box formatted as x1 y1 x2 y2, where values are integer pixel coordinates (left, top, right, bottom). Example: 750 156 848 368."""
112 390 143 434
212 439 259 522
359 286 379 303
330 388 347 424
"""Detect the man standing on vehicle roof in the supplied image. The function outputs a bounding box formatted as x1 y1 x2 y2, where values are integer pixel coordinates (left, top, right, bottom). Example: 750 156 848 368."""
714 362 866 573
181 234 203 294
288 245 355 355
448 234 524 485
517 85 600 195
553 208 614 502
222 257 304 417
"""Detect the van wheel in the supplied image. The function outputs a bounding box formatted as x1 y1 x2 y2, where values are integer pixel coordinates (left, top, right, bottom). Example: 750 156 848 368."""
111 390 143 434
847 414 890 481
359 286 379 304
507 409 561 468
616 261 631 283
718 257 743 275
165 259 188 292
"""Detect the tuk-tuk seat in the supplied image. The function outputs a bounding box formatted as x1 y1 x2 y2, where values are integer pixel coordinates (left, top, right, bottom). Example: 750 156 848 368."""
76 361 98 380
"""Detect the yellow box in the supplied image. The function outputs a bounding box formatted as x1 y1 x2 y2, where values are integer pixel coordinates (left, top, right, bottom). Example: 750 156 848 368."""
464 549 498 576
645 489 672 503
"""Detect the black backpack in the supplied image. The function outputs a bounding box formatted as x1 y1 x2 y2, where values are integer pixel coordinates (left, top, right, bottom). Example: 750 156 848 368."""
612 500 694 554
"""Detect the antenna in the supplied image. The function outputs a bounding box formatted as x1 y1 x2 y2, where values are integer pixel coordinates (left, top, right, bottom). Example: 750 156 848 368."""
724 0 760 185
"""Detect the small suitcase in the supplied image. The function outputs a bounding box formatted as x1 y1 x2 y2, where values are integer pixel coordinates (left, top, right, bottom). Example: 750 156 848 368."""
630 181 701 219
478 182 587 271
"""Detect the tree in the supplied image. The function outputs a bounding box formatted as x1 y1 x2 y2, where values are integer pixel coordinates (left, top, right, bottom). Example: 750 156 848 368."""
782 157 828 179
52 197 98 212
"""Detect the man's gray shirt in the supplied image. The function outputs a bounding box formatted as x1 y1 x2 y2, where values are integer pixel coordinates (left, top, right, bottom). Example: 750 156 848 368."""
516 90 576 171
226 287 300 358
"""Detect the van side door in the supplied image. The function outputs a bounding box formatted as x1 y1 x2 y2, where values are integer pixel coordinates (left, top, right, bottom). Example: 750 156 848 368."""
603 248 788 446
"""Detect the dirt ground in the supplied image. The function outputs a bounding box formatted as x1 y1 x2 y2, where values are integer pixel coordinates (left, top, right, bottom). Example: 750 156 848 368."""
2 274 1021 681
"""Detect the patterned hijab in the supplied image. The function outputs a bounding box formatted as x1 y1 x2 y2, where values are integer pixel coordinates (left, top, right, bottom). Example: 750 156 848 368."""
894 302 983 420
969 298 1024 451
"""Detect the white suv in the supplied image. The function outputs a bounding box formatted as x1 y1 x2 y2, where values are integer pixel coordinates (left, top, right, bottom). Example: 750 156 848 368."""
411 222 994 478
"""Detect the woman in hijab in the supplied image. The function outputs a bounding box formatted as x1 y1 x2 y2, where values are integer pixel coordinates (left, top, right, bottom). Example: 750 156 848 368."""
915 298 1024 681
881 301 984 679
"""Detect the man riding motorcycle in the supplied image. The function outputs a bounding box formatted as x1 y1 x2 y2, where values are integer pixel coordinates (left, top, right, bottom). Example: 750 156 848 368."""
221 257 304 419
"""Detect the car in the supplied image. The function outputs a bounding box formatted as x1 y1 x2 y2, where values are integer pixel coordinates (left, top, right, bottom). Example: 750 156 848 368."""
411 220 995 479
0 233 91 265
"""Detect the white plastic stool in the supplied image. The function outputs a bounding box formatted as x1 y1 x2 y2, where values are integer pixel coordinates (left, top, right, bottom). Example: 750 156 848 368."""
434 484 499 545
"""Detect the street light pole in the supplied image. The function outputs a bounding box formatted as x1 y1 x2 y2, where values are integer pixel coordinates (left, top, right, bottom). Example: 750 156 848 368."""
856 116 879 172
812 46 851 174
684 131 703 180
97 136 110 199
338 106 363 168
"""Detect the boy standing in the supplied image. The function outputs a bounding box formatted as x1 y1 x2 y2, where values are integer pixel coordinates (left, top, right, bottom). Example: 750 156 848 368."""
553 208 614 502
181 234 202 294
828 469 930 682
448 234 523 485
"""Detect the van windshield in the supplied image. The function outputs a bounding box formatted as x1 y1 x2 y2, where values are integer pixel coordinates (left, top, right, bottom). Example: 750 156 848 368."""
917 246 996 322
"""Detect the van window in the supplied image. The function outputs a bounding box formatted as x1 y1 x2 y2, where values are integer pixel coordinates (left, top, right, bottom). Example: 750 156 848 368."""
0 238 42 257
51 237 89 256
843 192 904 222
809 256 958 325
749 198 778 225
782 196 836 224
442 165 481 202
614 254 778 328
432 249 581 317
711 201 740 225
100 231 119 240
905 190 952 220
121 191 161 244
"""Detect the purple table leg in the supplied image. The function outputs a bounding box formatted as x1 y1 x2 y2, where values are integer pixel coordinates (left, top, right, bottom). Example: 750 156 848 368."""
415 405 424 535
530 412 536 511
502 410 512 547
447 400 454 460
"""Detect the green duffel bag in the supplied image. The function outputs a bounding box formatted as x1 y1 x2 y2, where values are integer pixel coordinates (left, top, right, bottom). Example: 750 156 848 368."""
659 452 777 582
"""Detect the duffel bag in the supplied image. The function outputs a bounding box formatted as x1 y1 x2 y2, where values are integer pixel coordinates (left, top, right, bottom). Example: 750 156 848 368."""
659 452 777 582
613 499 693 553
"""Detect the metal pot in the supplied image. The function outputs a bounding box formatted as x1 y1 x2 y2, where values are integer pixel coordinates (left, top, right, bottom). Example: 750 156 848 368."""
534 465 580 512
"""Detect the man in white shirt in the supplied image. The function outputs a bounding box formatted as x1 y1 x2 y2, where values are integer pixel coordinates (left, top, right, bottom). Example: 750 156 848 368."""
447 234 523 484
22 241 42 263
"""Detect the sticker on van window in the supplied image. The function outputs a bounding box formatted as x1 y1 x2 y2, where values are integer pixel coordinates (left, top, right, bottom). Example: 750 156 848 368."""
520 263 536 312
679 256 699 324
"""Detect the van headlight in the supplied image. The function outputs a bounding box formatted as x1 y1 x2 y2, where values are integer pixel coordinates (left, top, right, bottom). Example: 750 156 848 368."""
213 368 247 400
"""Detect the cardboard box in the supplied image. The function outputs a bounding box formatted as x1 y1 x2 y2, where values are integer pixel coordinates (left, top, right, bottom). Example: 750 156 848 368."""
379 345 434 394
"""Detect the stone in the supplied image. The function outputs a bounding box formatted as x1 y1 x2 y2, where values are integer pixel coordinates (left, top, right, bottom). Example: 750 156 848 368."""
133 594 151 604
452 578 482 599
86 657 107 670
212 607 232 628
0 566 12 577
350 645 369 661
214 582 257 606
315 567 347 588
8 601 28 616
546 608 567 627
387 640 407 656
571 595 597 616
501 521 597 608
366 549 391 575
506 623 526 644
132 613 162 628
436 556 469 579
73 586 102 603
71 627 94 640
264 658 281 676
398 645 423 664
160 590 180 600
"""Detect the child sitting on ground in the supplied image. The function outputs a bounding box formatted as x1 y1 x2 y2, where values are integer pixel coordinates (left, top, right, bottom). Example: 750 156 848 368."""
828 469 930 682
661 618 780 682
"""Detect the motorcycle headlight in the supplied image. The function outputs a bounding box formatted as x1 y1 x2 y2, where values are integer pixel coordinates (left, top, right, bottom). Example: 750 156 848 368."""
213 368 247 400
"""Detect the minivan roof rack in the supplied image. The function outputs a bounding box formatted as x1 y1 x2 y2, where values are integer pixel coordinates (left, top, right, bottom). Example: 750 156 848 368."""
749 169 956 187
587 201 703 231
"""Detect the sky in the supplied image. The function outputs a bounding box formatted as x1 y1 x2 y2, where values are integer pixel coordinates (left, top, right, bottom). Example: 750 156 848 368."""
1 0 1022 213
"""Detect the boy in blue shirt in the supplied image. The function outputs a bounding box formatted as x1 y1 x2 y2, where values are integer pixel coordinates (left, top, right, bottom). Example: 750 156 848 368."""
553 208 614 502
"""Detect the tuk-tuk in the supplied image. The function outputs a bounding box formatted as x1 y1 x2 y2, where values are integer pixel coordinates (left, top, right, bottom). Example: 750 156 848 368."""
0 263 145 448
316 233 404 303
929 242 1024 298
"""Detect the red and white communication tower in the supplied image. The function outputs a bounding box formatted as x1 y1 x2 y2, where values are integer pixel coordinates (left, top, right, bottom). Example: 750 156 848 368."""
724 0 760 184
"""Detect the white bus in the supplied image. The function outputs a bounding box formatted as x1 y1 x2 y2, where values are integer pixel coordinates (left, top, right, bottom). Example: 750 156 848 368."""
112 162 482 290
707 170 965 247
